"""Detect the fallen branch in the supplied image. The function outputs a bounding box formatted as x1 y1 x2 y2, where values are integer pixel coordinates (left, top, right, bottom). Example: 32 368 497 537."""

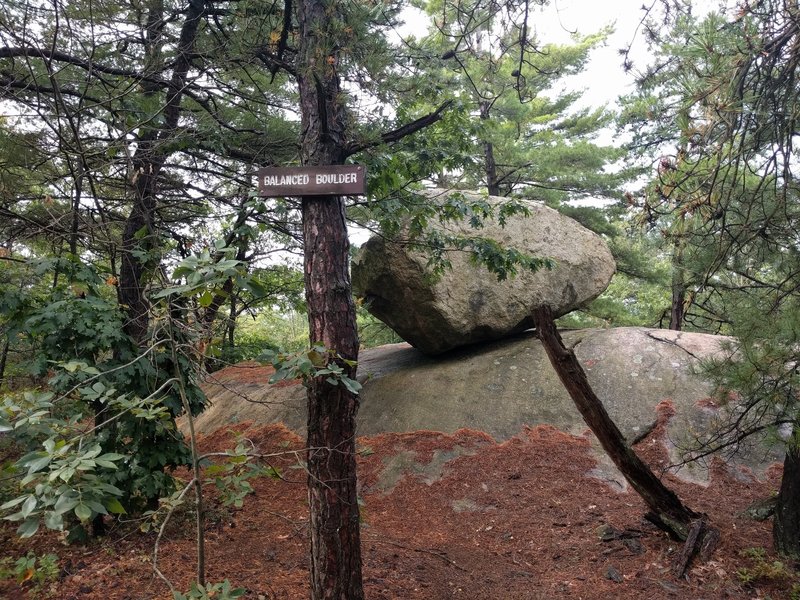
532 305 719 576
365 535 468 572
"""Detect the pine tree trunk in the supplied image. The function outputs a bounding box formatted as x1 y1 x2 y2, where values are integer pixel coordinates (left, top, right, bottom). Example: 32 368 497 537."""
0 337 9 388
303 197 363 599
480 101 500 196
118 0 206 343
533 305 718 574
774 444 800 558
669 221 687 331
296 0 364 597
669 282 685 330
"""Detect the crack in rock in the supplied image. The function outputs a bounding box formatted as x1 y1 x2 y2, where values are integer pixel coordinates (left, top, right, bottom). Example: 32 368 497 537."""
644 330 702 361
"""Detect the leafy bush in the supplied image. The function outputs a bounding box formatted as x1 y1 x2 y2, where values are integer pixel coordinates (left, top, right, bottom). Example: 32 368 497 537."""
0 257 207 539
0 380 173 538
736 547 798 588
0 551 59 595
173 579 245 600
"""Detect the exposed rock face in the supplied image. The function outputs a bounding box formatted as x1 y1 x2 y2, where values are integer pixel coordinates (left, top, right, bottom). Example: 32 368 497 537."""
351 189 616 355
191 328 783 484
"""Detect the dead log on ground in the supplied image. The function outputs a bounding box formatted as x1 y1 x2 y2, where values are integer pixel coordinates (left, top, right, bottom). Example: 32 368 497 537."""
533 305 719 577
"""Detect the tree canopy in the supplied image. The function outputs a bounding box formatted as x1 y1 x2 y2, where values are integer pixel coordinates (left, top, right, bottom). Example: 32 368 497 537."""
3 0 800 595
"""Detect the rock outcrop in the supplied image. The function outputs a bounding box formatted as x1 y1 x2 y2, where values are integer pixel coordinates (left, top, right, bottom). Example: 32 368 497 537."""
190 328 782 484
351 189 616 355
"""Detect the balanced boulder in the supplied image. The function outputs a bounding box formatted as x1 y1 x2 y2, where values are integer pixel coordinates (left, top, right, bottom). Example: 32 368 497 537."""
351 189 616 354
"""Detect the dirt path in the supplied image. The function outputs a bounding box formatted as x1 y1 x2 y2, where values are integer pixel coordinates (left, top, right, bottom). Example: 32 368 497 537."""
1 421 793 599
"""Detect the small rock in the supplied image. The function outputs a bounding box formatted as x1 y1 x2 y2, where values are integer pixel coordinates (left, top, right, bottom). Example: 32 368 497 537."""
605 566 624 583
743 496 777 521
623 537 644 555
596 523 622 541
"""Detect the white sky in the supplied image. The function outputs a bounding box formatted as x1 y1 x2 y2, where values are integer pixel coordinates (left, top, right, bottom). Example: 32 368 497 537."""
539 0 654 107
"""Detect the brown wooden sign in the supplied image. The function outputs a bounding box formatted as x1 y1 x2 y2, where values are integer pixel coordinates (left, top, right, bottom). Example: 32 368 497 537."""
258 165 366 197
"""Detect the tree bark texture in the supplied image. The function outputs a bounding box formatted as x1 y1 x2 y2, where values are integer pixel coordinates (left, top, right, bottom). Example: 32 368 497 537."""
480 101 500 196
669 279 686 331
296 1 364 598
533 305 718 571
118 0 207 343
0 337 9 388
668 224 687 331
774 444 800 558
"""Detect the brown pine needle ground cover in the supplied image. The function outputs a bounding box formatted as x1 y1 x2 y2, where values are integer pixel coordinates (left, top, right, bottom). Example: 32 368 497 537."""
0 417 794 599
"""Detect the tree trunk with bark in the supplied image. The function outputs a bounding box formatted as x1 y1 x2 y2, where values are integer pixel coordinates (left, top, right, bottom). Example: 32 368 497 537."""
296 1 364 598
533 305 718 575
774 444 800 558
118 0 207 343
668 217 689 331
669 278 686 331
0 337 9 388
669 245 686 331
480 101 500 196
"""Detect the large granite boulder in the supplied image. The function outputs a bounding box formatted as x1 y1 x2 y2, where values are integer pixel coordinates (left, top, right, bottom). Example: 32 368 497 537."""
189 328 783 484
351 189 616 355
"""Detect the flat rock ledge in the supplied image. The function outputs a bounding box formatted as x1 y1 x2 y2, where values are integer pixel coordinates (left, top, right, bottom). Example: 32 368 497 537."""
189 327 782 485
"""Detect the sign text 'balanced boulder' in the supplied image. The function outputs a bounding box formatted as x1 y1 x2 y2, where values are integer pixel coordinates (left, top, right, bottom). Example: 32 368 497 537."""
258 165 366 197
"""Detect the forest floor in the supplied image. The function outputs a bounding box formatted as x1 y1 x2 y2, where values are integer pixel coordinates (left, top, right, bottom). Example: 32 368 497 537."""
1 413 797 599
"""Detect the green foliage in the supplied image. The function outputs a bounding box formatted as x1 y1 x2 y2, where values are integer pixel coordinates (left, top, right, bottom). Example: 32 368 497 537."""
0 551 59 594
234 310 308 355
154 240 268 303
173 580 246 600
0 379 174 538
401 3 630 203
735 547 798 590
356 305 403 348
621 0 800 451
558 271 672 329
204 439 280 509
0 258 207 539
262 344 362 395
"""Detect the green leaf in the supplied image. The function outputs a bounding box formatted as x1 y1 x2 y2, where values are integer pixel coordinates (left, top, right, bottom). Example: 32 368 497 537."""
58 467 76 482
53 495 79 516
105 498 127 515
204 464 228 475
20 495 37 518
198 290 214 307
45 511 64 530
94 459 119 470
17 517 39 538
87 501 108 515
97 452 125 462
26 455 51 474
342 377 362 394
61 360 88 373
74 503 92 522
0 496 27 511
